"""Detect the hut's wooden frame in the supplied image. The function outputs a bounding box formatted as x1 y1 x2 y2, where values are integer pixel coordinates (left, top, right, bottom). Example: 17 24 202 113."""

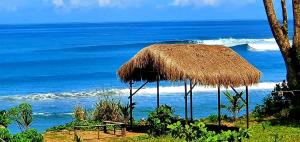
118 44 261 129
127 79 249 129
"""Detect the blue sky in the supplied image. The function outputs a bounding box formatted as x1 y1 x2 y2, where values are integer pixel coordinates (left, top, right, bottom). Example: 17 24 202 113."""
0 0 293 24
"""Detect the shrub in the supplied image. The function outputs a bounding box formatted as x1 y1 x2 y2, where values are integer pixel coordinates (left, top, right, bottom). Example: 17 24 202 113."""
168 121 209 141
222 91 245 121
46 120 102 132
147 105 175 136
74 105 87 121
168 121 251 142
0 110 11 128
119 103 130 125
0 128 11 142
93 96 124 122
207 114 218 123
10 129 43 142
252 81 298 119
8 103 33 132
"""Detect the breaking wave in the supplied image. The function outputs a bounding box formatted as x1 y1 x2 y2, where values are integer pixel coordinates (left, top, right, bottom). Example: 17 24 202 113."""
188 38 288 51
0 82 277 101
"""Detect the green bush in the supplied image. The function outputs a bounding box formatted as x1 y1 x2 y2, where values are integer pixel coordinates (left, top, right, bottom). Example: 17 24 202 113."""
0 110 11 128
93 96 124 122
46 120 102 132
0 128 11 142
168 121 209 141
10 129 43 142
147 105 176 136
252 81 300 120
74 105 87 121
8 103 33 132
168 121 251 142
206 114 230 123
222 91 245 121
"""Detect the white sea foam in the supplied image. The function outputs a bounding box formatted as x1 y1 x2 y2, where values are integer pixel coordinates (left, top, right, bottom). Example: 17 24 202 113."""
33 112 73 116
0 82 277 101
118 82 277 95
189 38 287 51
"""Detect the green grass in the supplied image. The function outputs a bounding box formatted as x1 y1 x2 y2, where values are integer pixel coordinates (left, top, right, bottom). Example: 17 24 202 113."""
110 135 184 142
248 123 300 142
110 120 300 142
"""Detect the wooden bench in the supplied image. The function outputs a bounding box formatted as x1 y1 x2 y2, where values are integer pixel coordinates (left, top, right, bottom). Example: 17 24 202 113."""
103 121 126 136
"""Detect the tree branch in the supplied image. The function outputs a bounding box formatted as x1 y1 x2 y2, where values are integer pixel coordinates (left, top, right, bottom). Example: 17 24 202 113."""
293 0 300 51
281 0 288 35
263 0 291 59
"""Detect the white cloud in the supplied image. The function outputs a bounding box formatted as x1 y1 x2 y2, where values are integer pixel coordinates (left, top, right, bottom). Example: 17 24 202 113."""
171 0 255 7
98 0 111 7
202 0 218 6
97 0 141 8
52 0 64 7
171 0 219 7
49 0 140 9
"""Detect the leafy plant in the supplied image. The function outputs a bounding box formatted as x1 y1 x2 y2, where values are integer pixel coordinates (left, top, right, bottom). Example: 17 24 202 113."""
0 110 11 128
74 105 87 121
46 120 102 132
222 90 245 121
147 105 175 136
8 103 33 132
10 129 43 142
168 121 251 142
120 103 130 124
0 128 11 142
167 121 184 138
252 80 300 120
93 96 123 122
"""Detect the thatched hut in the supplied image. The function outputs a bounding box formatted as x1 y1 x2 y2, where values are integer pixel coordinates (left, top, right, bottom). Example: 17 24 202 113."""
117 44 261 129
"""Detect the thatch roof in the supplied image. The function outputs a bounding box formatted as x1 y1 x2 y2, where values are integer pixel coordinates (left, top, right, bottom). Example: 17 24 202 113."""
117 44 261 87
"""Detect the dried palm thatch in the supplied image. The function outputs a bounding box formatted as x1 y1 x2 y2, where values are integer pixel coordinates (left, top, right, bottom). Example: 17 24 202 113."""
117 44 261 87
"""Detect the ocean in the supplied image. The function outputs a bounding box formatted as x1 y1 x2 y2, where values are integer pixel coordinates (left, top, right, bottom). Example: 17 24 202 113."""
0 20 287 133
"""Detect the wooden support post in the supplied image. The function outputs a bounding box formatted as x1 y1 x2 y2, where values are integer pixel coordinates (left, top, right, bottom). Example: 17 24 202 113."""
104 125 107 133
121 124 126 136
218 86 221 127
184 81 188 123
129 81 133 129
157 74 160 109
246 86 249 129
190 80 193 121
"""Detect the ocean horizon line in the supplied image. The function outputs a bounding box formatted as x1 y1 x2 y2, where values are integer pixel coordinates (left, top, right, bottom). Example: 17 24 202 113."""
0 19 277 26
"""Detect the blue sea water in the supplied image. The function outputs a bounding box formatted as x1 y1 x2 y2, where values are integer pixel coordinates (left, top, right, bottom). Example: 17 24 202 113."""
0 21 287 133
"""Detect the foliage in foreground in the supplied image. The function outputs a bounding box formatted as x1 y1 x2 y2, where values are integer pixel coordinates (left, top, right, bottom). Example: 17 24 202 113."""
46 120 102 132
147 105 177 136
48 96 131 132
10 129 43 142
8 103 33 132
168 121 250 142
0 103 43 142
93 95 129 122
253 81 300 120
222 91 245 121
0 110 11 128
